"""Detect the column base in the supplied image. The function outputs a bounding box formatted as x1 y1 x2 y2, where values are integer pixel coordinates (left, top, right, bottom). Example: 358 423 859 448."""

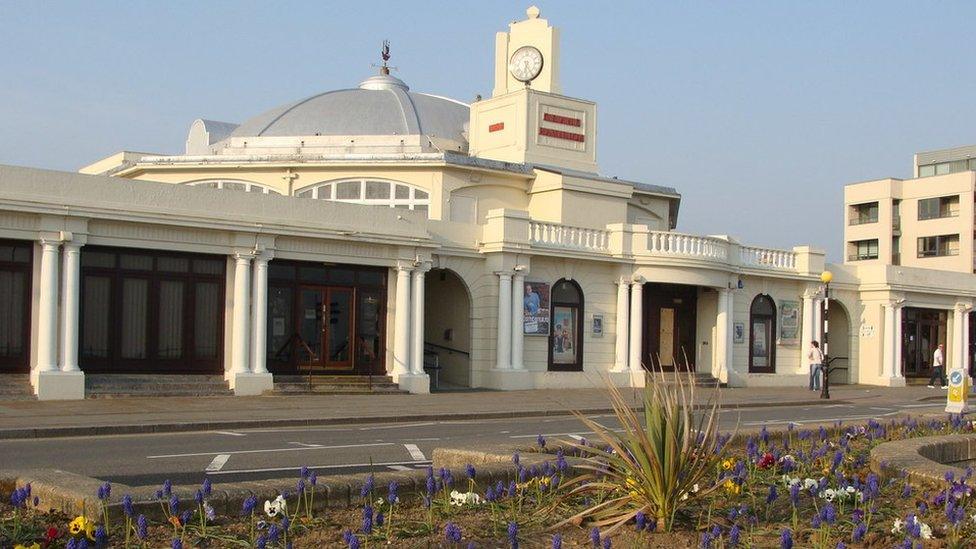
882 376 907 388
397 373 430 394
607 370 646 388
231 372 274 396
34 370 85 400
483 368 534 391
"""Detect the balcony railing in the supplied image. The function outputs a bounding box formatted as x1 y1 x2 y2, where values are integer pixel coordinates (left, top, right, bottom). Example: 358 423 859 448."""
646 231 729 261
529 221 610 253
740 246 797 270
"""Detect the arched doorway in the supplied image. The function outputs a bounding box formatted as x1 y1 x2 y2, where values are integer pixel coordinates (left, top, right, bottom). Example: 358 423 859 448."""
424 269 472 389
749 294 777 373
825 302 852 384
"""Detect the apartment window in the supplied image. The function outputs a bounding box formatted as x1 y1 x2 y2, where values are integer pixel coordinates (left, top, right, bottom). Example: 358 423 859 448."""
917 234 959 258
848 239 879 261
918 195 959 220
892 236 901 265
848 202 879 225
918 159 976 177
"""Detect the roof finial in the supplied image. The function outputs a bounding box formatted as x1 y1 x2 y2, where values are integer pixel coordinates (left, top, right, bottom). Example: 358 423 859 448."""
380 40 391 75
526 5 540 19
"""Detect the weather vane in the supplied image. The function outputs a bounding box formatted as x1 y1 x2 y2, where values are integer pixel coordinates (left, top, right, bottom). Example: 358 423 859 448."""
377 40 395 75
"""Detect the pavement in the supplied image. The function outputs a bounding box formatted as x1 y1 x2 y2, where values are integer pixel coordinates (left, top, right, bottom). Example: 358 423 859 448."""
0 383 950 439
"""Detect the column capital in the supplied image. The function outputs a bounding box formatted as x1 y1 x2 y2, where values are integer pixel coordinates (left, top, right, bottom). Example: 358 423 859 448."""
495 271 514 279
395 261 415 272
253 249 275 262
631 275 646 284
954 302 974 313
413 260 432 274
616 277 632 286
233 252 255 262
62 241 83 252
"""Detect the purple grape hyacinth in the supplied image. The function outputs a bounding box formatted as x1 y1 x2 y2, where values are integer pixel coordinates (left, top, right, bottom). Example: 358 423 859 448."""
445 522 462 544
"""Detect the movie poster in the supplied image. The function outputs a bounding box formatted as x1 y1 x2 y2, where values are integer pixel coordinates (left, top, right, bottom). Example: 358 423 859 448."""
779 300 800 345
551 306 577 364
523 281 550 335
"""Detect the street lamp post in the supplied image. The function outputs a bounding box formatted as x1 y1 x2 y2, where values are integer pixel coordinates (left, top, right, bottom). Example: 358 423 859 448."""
819 270 833 400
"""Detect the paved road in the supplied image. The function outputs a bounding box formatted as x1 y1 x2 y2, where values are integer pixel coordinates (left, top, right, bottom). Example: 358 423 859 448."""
0 400 945 488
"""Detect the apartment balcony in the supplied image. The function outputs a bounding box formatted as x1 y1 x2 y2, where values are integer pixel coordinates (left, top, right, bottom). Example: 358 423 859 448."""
479 209 822 276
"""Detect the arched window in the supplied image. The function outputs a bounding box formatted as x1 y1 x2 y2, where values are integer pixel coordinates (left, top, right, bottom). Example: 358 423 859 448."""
295 179 430 217
749 294 777 373
549 279 584 372
185 179 280 194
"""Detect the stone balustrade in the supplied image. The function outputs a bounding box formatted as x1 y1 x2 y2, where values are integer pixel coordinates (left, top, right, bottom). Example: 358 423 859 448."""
739 246 797 270
529 221 610 253
646 231 729 261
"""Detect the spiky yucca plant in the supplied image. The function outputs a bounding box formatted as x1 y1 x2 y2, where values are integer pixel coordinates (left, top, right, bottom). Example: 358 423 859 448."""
556 362 728 533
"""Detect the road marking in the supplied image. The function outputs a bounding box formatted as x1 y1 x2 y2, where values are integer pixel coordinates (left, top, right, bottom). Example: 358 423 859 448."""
388 465 413 471
206 459 432 476
148 442 393 459
359 422 435 431
414 437 440 441
288 442 324 448
404 443 426 461
899 403 942 408
870 407 892 411
205 454 231 472
568 434 586 441
213 431 245 437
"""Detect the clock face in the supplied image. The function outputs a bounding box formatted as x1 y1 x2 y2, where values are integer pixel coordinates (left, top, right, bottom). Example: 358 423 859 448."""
509 46 544 83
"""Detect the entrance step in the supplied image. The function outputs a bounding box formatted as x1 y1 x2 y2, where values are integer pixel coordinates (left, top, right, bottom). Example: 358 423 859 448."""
270 375 407 395
650 372 725 388
0 374 35 400
85 374 232 398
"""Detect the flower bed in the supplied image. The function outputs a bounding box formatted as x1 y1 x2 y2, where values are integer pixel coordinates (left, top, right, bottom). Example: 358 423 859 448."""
4 411 976 547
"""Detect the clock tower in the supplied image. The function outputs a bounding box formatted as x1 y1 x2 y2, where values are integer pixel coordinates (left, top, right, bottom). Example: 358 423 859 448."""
470 6 598 173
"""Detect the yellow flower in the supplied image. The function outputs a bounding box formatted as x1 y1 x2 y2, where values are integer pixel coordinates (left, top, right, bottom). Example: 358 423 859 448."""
15 544 41 549
539 476 552 487
723 479 741 495
68 516 86 535
721 459 734 470
625 477 639 488
629 490 640 500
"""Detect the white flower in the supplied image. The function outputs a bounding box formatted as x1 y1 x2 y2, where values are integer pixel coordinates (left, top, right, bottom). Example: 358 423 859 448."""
971 513 976 524
803 478 818 490
264 495 286 518
891 518 904 534
781 475 801 488
449 490 483 506
819 489 836 502
919 521 933 540
692 483 700 493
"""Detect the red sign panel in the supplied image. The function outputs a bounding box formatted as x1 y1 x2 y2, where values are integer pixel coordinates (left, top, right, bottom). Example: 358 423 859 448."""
542 113 582 127
539 127 585 143
488 122 505 133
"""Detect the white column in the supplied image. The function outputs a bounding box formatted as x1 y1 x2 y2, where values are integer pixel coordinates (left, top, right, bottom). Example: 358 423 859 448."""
59 242 82 372
613 279 630 371
894 305 903 378
965 311 971 379
393 265 412 377
952 305 966 370
230 254 252 375
725 289 735 382
496 272 513 370
800 293 815 368
511 271 525 370
249 252 271 375
882 303 895 379
35 240 60 373
410 267 427 375
628 279 643 371
813 299 823 343
716 288 730 381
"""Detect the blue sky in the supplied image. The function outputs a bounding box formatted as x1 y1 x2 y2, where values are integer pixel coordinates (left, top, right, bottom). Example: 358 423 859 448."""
2 1 975 259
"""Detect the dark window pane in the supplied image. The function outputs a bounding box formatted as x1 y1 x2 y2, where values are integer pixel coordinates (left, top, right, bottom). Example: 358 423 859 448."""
194 282 221 359
82 251 116 269
330 268 355 285
268 286 293 361
81 276 111 358
357 291 382 369
299 265 328 284
120 254 153 271
120 278 149 359
12 246 29 263
552 280 580 304
269 264 295 280
0 246 13 262
158 281 184 359
358 271 384 286
193 259 224 275
327 290 352 362
158 257 190 273
0 271 27 357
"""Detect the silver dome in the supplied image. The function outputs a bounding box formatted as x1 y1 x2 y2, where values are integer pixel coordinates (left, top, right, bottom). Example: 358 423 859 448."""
231 74 469 144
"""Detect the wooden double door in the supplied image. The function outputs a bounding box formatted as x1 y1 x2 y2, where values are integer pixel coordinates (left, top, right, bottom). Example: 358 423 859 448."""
643 283 698 371
298 286 355 371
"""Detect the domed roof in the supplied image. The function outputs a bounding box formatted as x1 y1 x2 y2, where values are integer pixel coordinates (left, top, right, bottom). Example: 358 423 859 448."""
231 74 469 144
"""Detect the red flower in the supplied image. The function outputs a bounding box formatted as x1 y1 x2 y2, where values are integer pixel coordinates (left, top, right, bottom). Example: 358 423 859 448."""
757 452 775 469
45 526 60 541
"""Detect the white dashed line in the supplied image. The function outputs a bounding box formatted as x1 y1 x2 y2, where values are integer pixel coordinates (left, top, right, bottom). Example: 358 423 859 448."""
148 442 393 459
213 431 245 437
404 443 426 461
387 465 413 471
288 442 324 448
205 454 231 472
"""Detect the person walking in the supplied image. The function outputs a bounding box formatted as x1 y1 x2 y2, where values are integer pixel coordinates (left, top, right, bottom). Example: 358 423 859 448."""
808 341 824 391
928 343 947 389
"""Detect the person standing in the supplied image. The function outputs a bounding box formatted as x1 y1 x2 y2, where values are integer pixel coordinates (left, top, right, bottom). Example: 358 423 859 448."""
928 343 947 389
808 341 824 391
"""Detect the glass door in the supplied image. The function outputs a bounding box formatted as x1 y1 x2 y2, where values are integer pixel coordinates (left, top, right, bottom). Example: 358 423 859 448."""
298 287 325 370
324 288 354 370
